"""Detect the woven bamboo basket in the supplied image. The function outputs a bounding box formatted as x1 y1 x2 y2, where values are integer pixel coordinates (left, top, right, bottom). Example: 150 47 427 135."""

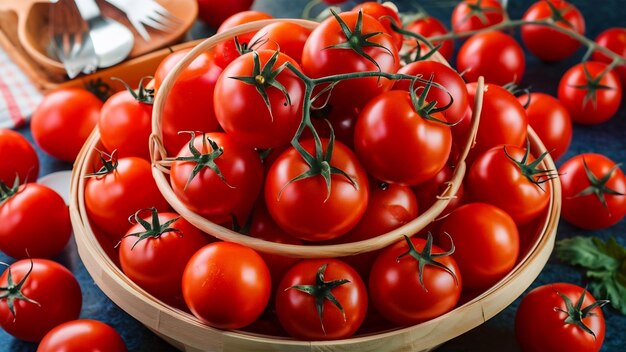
70 18 561 352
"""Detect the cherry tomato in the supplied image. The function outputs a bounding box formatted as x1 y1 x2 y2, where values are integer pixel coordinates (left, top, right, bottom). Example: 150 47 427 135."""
405 16 454 61
557 61 622 125
276 259 367 340
457 31 525 85
196 0 254 28
250 22 312 64
31 88 101 162
521 0 585 62
351 2 403 50
593 27 626 87
559 153 626 230
37 319 127 352
0 129 38 185
515 283 606 352
451 0 504 33
182 242 271 329
214 11 274 68
0 259 82 342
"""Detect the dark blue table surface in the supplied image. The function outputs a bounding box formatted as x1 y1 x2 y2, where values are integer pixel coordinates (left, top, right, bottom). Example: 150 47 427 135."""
2 0 625 351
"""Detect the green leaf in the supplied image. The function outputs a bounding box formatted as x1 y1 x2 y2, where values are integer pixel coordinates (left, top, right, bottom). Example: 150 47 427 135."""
588 271 626 315
556 237 619 271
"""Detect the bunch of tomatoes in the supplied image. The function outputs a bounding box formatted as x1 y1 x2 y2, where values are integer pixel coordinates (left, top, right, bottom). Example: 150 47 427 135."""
1 0 625 350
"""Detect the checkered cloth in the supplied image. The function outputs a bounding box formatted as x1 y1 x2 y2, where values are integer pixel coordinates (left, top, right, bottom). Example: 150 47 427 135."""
0 48 42 128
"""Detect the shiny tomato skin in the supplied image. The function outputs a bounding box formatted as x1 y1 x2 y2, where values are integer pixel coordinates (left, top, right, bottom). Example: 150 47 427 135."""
557 61 622 125
405 16 454 61
250 22 312 64
196 0 254 28
438 203 519 291
521 0 585 62
37 319 127 352
351 2 403 50
457 31 525 85
369 237 462 326
354 90 452 185
559 153 626 230
593 27 626 87
182 242 271 329
0 259 82 342
214 11 274 68
0 183 71 259
0 129 38 185
515 283 605 352
276 259 368 340
451 0 504 33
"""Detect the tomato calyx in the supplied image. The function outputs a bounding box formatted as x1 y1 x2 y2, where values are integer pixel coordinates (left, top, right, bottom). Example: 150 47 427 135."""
86 149 119 177
459 0 503 28
503 141 559 190
543 0 574 28
118 208 182 250
503 82 531 108
230 50 292 121
111 76 155 105
573 157 624 209
286 263 350 335
0 258 41 320
409 76 455 125
396 233 458 291
0 177 20 206
84 78 114 102
174 131 234 190
568 64 615 110
552 286 609 340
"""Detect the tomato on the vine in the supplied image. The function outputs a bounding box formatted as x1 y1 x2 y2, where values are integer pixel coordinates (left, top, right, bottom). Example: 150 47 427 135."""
0 129 38 185
451 0 504 33
593 27 626 86
405 16 454 61
37 320 128 352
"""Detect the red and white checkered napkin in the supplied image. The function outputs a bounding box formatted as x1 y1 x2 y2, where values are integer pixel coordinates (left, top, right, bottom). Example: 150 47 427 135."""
0 48 42 129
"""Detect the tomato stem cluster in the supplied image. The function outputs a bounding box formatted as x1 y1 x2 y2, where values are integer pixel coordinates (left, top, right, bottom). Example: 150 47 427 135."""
552 286 609 340
119 207 182 250
574 157 624 209
396 233 458 291
0 259 40 319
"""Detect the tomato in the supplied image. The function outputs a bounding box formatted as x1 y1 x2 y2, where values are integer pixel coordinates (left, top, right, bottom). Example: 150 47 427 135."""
118 208 208 306
405 16 454 61
170 132 263 224
214 11 273 69
559 153 626 230
84 154 170 241
249 22 312 64
351 2 403 50
265 138 368 241
0 129 38 185
37 319 127 352
182 242 271 329
521 0 585 62
0 259 82 342
457 31 525 85
369 235 461 326
413 163 465 216
465 82 528 157
517 92 572 161
557 61 622 125
515 283 607 352
394 60 469 123
310 104 360 150
275 259 367 340
593 27 626 87
31 88 102 162
196 0 254 28
354 90 452 185
214 50 305 149
451 0 504 33
438 203 519 291
154 49 223 156
0 182 71 259
467 144 552 225
99 79 153 160
301 10 399 110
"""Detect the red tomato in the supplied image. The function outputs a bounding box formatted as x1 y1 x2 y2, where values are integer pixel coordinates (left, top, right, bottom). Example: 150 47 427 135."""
559 153 626 230
196 0 254 28
31 88 101 161
516 283 606 352
265 138 369 241
170 132 263 224
0 129 38 185
394 60 469 123
521 0 585 62
354 90 452 185
154 49 223 156
369 235 461 326
301 10 399 110
118 209 208 306
182 242 271 329
405 16 454 61
467 144 552 225
99 79 153 160
214 50 305 149
438 203 519 291
351 2 403 50
214 11 274 68
310 104 360 150
517 92 572 161
451 0 504 33
557 61 622 125
276 259 367 340
457 31 525 85
593 27 626 87
84 155 170 241
0 259 82 342
0 182 70 259
249 22 312 64
37 319 127 352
